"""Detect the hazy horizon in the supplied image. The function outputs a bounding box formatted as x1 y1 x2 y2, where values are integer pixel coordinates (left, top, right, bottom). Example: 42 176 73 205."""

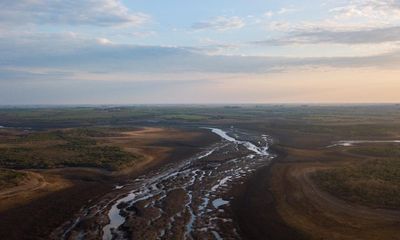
1 0 400 104
1 103 400 108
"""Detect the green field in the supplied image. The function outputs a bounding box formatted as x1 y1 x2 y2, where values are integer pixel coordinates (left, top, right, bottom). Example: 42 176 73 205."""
1 105 400 129
0 128 141 171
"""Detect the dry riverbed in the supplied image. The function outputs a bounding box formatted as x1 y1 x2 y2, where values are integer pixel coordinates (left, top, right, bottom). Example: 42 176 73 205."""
0 127 215 240
52 127 274 240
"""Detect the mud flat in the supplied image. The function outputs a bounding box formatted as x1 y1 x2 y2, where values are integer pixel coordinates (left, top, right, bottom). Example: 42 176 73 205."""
0 127 215 240
52 127 274 240
230 163 307 240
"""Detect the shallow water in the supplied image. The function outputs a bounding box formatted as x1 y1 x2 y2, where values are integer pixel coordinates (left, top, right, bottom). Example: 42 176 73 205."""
329 140 400 147
60 127 273 240
212 198 229 209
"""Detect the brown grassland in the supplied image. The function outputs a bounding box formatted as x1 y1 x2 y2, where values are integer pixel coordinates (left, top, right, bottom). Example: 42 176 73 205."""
1 105 400 239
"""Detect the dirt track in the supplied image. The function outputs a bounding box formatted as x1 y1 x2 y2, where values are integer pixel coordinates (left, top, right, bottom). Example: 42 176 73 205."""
0 172 48 200
0 171 71 212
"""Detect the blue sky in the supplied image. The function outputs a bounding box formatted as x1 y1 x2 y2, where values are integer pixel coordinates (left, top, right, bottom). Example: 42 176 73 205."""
1 0 400 104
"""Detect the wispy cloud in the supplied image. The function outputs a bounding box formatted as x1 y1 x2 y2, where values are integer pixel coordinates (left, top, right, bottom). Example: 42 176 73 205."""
1 32 400 83
192 16 245 31
264 11 274 18
254 25 400 45
331 0 400 23
0 0 150 27
277 7 300 15
257 0 400 47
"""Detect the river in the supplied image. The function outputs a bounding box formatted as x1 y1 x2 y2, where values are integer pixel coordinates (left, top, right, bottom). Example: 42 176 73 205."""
58 127 273 240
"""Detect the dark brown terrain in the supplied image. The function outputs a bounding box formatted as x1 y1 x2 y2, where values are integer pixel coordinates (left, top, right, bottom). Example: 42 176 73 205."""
0 105 400 240
0 126 218 240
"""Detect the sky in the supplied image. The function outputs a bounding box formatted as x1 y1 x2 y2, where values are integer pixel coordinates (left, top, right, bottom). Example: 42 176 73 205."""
1 0 400 104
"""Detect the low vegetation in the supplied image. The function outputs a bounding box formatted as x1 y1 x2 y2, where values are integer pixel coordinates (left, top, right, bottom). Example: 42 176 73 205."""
312 158 400 209
0 129 141 171
0 169 26 189
1 105 400 129
348 145 400 158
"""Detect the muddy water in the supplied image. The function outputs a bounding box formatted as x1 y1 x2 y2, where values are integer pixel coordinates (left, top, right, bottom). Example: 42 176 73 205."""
58 127 273 240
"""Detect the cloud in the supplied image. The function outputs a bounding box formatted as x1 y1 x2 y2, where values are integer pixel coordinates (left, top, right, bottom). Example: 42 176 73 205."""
264 11 274 18
0 77 211 105
262 7 299 19
96 38 113 45
331 0 400 23
259 0 400 47
196 38 241 55
0 67 73 81
192 16 245 31
254 25 400 45
1 32 400 83
0 0 150 27
2 31 400 104
277 7 300 15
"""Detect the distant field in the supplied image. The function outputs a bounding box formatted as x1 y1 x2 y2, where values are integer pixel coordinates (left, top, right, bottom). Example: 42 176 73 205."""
312 157 400 209
0 128 141 171
1 105 400 129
